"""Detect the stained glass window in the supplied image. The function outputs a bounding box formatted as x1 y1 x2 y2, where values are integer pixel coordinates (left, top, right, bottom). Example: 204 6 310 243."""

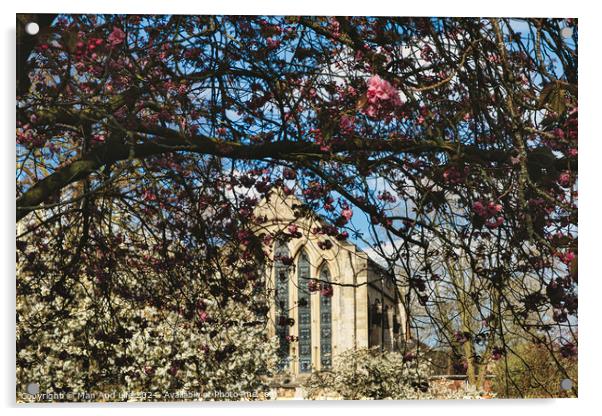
297 250 312 373
319 266 332 369
274 241 290 371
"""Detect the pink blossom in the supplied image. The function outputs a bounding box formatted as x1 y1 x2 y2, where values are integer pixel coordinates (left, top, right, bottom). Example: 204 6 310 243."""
237 230 253 245
553 128 565 139
366 75 400 105
266 37 280 50
278 255 294 266
377 191 397 203
339 115 355 134
341 208 353 221
142 190 156 201
485 216 504 229
362 75 402 119
364 105 377 118
454 331 470 344
558 171 571 187
487 54 501 64
557 251 576 265
336 231 349 241
329 18 341 38
491 347 505 361
320 284 333 297
420 45 434 61
403 352 416 363
473 200 503 219
487 201 503 215
443 166 467 184
92 134 106 143
559 342 577 358
108 27 126 46
472 201 486 217
283 168 296 180
198 310 209 322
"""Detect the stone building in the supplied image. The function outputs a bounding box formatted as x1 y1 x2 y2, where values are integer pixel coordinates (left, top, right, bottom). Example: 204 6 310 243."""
254 190 409 377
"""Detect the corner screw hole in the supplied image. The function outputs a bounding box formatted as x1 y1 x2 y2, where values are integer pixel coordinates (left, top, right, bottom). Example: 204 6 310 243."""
25 22 40 36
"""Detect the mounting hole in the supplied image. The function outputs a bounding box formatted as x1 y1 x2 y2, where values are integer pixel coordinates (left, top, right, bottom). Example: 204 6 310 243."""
560 378 573 390
561 27 573 39
26 382 40 395
25 22 40 36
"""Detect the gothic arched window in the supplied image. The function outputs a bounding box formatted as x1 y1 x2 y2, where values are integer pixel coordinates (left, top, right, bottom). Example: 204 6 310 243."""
319 265 333 369
297 249 312 373
274 241 291 370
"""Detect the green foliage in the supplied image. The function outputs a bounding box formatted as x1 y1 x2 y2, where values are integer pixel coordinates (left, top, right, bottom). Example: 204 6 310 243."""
493 342 577 398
